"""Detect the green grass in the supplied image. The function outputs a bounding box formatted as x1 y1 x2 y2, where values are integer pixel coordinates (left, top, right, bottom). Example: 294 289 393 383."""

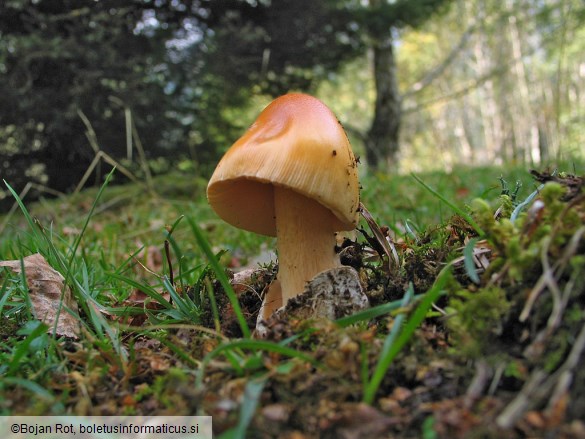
362 264 454 404
0 162 551 261
0 169 320 413
0 159 583 433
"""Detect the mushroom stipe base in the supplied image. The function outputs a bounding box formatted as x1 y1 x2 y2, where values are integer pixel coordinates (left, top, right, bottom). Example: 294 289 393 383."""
256 266 369 337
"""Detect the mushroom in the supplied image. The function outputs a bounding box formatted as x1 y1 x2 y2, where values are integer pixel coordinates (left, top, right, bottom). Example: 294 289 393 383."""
207 93 360 320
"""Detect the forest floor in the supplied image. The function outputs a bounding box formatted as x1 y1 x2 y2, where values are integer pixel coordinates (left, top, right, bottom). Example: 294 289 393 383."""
1 163 584 438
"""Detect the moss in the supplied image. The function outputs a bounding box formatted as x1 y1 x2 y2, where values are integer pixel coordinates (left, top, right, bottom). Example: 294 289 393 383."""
447 287 511 357
543 331 569 373
540 182 566 218
470 198 495 232
498 194 515 218
471 198 519 255
149 368 192 411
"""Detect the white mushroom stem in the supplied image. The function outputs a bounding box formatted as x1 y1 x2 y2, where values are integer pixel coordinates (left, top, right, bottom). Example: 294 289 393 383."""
274 185 341 306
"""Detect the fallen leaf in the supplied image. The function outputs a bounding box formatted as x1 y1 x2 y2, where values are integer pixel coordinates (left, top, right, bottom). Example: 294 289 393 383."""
0 253 80 338
335 402 397 439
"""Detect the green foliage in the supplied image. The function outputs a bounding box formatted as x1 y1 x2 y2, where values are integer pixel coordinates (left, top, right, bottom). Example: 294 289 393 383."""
204 0 365 96
498 195 516 219
447 170 585 394
0 0 456 206
357 0 453 37
0 1 192 202
2 320 50 376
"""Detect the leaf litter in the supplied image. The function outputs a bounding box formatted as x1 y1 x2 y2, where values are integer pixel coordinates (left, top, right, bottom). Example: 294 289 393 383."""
0 253 79 338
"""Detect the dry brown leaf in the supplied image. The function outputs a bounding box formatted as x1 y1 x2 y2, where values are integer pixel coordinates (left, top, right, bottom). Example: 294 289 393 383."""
0 253 80 338
336 402 398 439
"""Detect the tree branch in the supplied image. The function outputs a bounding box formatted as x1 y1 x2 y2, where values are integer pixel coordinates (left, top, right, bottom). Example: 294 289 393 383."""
403 23 476 99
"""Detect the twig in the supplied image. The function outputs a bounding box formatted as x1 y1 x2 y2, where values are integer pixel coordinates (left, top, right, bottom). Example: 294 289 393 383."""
465 360 492 408
519 225 584 323
496 369 548 429
488 362 506 396
497 321 585 428
165 240 174 287
547 322 585 412
546 226 585 331
76 109 149 195
521 230 584 362
522 227 585 358
404 23 477 99
131 254 162 279
73 150 142 195
539 236 563 323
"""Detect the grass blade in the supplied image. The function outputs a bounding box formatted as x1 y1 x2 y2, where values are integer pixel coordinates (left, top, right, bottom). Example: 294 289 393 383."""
187 217 251 338
219 377 267 439
411 173 484 236
66 168 116 265
204 339 319 367
196 338 320 389
205 277 222 333
162 276 191 315
463 237 481 284
363 266 451 404
7 321 48 375
377 284 415 362
107 272 172 309
336 293 427 327
1 377 56 401
363 285 414 403
0 276 10 316
3 181 46 249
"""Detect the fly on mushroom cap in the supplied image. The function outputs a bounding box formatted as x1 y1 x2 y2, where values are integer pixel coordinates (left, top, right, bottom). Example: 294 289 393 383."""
207 93 359 236
207 93 360 318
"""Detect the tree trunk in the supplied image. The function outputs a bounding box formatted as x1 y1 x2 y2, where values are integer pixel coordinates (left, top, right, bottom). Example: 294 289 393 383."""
366 34 401 170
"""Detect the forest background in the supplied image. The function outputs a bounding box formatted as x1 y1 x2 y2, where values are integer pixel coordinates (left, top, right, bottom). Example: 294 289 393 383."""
1 0 584 212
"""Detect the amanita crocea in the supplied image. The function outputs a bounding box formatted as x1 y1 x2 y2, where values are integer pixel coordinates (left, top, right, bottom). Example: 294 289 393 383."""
207 93 360 320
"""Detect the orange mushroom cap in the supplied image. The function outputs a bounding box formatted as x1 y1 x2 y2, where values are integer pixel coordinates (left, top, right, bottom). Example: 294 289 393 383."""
207 93 360 237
